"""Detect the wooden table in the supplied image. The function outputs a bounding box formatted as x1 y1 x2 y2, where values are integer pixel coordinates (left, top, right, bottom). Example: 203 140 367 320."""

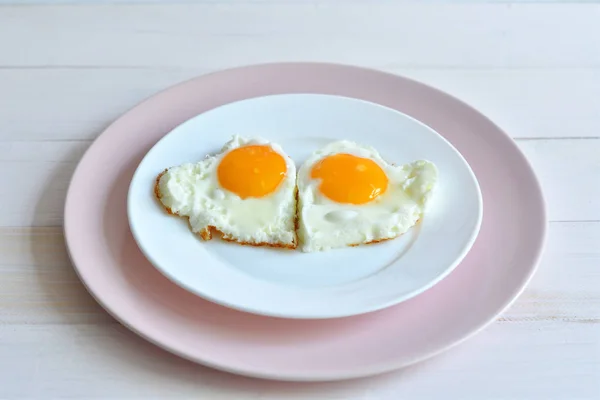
0 2 598 398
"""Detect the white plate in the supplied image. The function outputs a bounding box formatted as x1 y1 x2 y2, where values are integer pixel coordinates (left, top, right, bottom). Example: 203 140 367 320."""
128 94 482 319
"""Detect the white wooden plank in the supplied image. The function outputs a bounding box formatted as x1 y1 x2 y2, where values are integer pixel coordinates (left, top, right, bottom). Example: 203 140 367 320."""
2 68 599 142
0 322 597 399
1 4 599 68
501 221 600 323
400 68 600 140
0 68 204 142
0 142 88 227
3 1 598 4
0 138 597 226
517 139 600 222
1 223 597 325
0 227 113 325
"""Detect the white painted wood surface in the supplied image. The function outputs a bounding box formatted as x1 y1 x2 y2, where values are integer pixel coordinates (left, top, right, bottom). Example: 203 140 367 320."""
0 2 598 399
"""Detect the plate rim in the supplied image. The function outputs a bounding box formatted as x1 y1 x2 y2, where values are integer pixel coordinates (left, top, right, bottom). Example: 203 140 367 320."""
126 92 484 319
64 62 547 381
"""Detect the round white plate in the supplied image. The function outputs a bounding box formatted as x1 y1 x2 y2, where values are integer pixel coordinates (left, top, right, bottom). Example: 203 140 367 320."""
128 94 482 319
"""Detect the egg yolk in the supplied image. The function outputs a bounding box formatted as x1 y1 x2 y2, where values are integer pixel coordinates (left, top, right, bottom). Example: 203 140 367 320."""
217 145 287 199
311 153 388 205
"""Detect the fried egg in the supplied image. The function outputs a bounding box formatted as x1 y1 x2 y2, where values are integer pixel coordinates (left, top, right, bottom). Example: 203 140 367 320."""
155 136 297 248
297 141 437 252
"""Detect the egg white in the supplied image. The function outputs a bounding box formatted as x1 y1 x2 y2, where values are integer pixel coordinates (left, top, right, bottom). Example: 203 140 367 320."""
156 136 297 246
297 141 437 252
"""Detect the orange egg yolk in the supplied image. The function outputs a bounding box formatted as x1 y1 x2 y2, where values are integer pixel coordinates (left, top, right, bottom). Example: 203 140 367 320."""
217 145 287 199
311 153 388 204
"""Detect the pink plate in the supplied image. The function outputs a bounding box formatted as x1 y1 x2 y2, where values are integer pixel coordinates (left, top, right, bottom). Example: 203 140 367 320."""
64 63 546 381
